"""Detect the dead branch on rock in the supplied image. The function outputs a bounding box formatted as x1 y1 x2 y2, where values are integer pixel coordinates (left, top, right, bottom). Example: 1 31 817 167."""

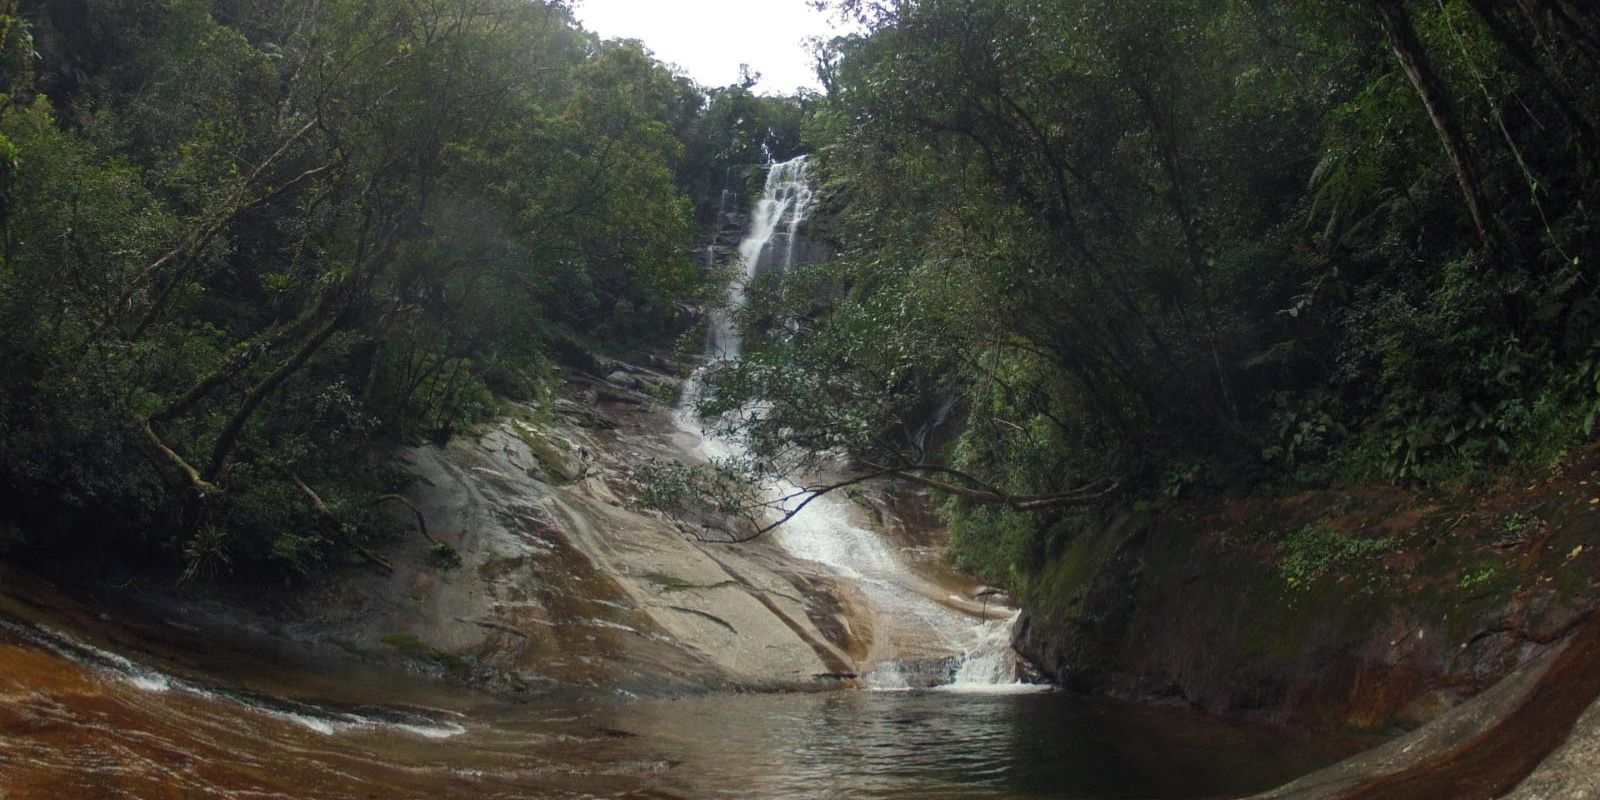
288 472 394 574
376 493 439 545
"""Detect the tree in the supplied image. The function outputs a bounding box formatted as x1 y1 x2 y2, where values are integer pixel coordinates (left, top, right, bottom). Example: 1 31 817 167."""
1371 0 1499 255
0 0 713 578
686 0 1600 575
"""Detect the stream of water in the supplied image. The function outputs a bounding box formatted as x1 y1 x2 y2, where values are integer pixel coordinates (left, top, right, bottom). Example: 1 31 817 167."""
678 156 1032 690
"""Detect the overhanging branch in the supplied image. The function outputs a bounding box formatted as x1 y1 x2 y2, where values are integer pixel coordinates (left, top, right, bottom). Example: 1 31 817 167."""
664 460 1121 545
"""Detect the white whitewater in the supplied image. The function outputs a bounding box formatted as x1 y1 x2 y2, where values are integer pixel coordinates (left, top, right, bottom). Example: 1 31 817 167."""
706 157 814 360
679 156 1035 691
0 618 466 738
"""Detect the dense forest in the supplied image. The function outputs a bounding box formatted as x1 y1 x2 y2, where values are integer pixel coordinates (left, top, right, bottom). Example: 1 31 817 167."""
700 0 1600 583
4 0 1600 592
0 0 801 578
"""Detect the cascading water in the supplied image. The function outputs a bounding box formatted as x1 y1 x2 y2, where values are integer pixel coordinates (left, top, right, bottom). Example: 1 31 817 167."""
705 157 814 360
679 156 1035 691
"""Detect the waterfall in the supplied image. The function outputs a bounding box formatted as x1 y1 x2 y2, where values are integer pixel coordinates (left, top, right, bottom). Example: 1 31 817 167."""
680 156 1036 692
941 611 1033 692
707 157 814 361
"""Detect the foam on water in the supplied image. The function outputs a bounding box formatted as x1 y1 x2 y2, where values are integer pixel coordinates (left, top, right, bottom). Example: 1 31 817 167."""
0 618 467 738
860 660 912 692
939 612 1051 695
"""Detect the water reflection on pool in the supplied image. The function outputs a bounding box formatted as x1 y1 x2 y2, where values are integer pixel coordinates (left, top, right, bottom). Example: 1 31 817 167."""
0 616 1358 800
605 689 1355 799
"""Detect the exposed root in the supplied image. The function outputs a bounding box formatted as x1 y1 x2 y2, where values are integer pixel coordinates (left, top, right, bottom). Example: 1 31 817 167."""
377 493 439 545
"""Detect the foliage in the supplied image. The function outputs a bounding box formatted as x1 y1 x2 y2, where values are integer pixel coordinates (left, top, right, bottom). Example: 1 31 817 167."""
634 457 768 532
1277 521 1404 591
1500 511 1536 537
1458 564 1498 592
697 0 1600 586
944 503 1049 586
9 0 1600 598
428 542 463 571
679 81 808 226
0 0 765 581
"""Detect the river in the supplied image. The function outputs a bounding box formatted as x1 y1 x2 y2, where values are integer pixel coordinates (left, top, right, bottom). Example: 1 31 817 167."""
0 606 1355 799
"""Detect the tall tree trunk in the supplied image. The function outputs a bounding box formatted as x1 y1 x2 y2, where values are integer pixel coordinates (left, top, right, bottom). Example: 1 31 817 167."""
153 289 335 423
203 314 343 482
1464 0 1600 171
1373 0 1502 257
199 205 416 482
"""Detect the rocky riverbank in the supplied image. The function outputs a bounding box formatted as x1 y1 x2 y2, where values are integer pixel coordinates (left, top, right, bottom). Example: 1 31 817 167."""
1015 449 1600 731
15 360 880 699
1011 447 1600 793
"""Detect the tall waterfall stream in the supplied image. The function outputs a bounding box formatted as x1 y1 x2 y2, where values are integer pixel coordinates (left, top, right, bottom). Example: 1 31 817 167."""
680 156 1032 691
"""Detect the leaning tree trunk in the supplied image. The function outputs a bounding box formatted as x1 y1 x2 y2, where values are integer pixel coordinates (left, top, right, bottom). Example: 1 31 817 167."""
203 314 343 482
1373 0 1502 258
1464 0 1600 172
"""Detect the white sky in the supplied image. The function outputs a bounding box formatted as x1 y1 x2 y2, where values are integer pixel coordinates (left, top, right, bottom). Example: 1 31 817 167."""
570 0 841 95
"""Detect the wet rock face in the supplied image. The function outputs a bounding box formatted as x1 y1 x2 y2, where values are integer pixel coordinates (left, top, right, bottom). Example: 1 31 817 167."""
1012 484 1600 733
697 171 833 291
1011 513 1148 696
267 367 873 696
1506 694 1600 799
1247 613 1600 799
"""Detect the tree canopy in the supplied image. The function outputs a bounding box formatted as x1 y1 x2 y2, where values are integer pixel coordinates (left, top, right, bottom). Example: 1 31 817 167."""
0 0 780 578
696 0 1600 581
6 0 1600 590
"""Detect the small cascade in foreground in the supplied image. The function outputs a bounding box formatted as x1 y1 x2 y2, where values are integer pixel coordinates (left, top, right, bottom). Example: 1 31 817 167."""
679 156 1036 692
943 612 1036 692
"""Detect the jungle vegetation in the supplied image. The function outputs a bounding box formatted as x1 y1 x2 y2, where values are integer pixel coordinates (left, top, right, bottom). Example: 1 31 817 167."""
0 0 799 578
694 0 1600 582
4 0 1600 590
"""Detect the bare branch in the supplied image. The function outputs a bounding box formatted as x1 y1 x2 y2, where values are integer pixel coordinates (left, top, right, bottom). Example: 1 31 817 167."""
868 461 1121 511
289 472 394 575
376 493 439 545
661 458 1120 545
139 418 223 498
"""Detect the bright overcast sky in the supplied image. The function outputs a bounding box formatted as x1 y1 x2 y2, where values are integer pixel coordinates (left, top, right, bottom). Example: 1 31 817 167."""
571 0 842 95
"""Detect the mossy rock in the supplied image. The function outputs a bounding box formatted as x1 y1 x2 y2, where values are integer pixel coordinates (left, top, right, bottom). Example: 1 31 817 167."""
380 633 470 676
380 632 433 657
640 572 739 593
509 419 582 484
